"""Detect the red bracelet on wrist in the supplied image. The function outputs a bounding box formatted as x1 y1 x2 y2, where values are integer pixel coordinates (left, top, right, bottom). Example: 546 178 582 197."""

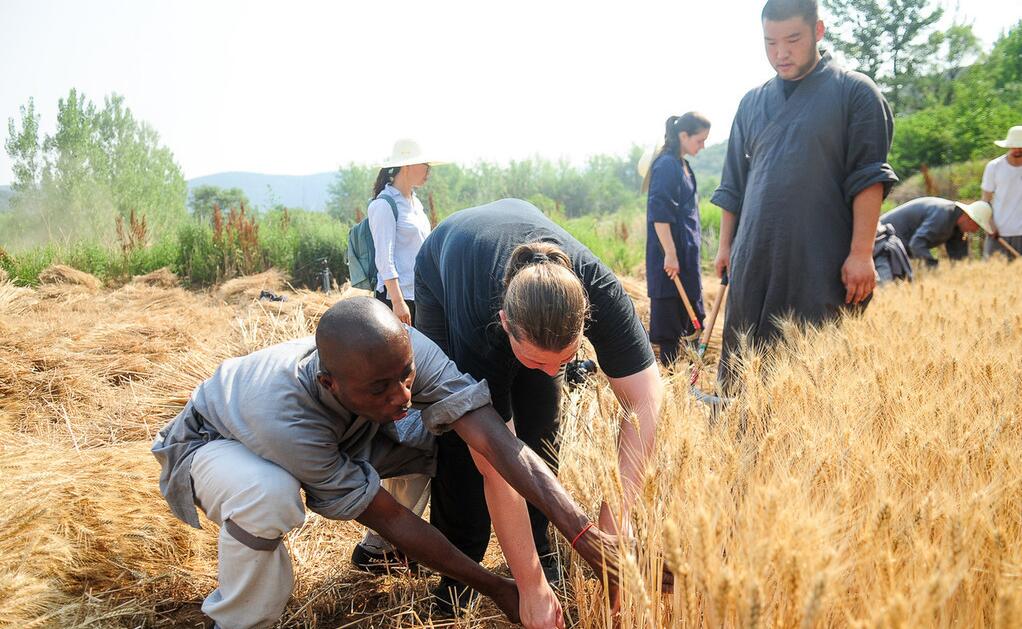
571 522 595 549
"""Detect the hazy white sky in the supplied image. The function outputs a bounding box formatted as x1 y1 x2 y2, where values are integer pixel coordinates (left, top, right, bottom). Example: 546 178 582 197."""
0 0 1016 184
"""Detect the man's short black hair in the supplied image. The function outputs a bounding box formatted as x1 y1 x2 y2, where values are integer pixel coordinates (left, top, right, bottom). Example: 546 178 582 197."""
762 0 819 24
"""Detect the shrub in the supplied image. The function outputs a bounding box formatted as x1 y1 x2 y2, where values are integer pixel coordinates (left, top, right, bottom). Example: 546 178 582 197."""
174 222 219 286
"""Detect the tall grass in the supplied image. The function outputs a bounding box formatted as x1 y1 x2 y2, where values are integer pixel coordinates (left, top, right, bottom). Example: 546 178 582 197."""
561 198 723 276
0 208 349 289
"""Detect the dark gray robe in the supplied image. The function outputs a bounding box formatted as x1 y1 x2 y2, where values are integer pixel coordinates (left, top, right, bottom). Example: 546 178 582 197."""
711 53 898 385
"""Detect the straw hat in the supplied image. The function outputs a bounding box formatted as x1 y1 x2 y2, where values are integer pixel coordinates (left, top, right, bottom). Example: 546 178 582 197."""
379 139 444 169
960 200 994 233
994 126 1022 149
636 144 660 180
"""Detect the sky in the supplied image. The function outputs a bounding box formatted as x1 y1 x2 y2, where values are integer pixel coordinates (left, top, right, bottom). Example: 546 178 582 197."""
0 0 1017 185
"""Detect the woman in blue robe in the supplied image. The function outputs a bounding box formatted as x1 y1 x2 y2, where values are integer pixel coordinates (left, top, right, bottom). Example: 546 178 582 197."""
645 113 712 366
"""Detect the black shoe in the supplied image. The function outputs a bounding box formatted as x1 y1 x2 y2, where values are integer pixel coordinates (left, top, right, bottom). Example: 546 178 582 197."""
350 543 419 575
539 552 564 587
431 576 479 617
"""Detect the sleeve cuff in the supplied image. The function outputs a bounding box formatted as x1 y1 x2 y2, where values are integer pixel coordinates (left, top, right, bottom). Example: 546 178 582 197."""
305 460 382 520
710 189 742 215
844 162 899 204
420 379 492 435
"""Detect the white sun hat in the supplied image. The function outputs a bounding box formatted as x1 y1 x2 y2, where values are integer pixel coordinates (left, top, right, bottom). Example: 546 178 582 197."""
636 144 660 180
994 126 1022 149
637 143 663 193
379 139 444 169
960 200 994 233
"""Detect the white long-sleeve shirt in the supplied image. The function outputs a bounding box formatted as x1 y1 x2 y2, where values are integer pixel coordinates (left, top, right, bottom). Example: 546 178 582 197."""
367 183 431 299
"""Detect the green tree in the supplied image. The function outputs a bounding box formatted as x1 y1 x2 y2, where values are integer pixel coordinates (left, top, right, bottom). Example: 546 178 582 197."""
326 163 375 223
888 23 1022 176
823 0 944 110
4 89 187 248
896 22 981 112
188 185 250 223
982 19 1022 96
91 94 187 234
4 98 42 198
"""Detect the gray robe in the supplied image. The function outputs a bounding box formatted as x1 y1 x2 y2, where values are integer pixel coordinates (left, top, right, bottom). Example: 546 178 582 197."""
711 53 898 385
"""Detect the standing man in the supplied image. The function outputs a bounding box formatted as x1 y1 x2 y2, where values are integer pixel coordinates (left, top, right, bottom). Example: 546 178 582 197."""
981 125 1022 258
879 197 982 267
711 0 898 389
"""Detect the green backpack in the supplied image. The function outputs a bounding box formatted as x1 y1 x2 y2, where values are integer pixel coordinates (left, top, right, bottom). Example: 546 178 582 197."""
346 194 399 291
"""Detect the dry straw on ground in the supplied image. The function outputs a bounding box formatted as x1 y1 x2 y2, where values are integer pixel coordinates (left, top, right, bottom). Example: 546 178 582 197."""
37 264 103 290
2 261 1021 627
130 267 180 289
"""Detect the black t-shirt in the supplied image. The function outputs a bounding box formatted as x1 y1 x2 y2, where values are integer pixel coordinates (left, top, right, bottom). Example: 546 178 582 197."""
414 199 654 421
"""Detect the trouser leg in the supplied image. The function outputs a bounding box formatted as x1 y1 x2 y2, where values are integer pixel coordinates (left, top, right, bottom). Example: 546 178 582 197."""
190 439 307 629
650 297 686 367
429 366 563 578
984 234 1022 260
360 474 431 552
430 429 490 562
509 367 563 557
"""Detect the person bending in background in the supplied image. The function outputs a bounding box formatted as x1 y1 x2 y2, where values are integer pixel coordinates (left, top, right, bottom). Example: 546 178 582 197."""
879 197 982 267
645 112 711 366
711 0 898 392
414 199 664 612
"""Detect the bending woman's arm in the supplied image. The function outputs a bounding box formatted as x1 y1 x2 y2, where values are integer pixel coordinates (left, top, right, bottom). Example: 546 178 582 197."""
451 406 622 585
467 424 564 629
602 363 664 531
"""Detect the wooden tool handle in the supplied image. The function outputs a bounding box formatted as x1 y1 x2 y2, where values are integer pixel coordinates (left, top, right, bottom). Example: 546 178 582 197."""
698 277 729 356
997 237 1021 259
672 275 702 331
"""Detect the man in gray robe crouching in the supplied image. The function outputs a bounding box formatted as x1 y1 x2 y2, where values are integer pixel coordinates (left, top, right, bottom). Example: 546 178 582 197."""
153 297 614 629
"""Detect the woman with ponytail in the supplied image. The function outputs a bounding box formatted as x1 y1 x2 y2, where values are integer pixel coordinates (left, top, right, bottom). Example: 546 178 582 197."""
646 112 711 365
414 199 664 610
366 139 438 325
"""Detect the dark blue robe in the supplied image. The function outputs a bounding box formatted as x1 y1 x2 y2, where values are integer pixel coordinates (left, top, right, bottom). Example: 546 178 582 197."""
711 53 898 384
646 153 704 357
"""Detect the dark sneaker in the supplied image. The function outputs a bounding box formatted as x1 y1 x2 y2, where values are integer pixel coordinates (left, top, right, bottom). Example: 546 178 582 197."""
432 576 479 617
539 553 564 587
350 542 420 575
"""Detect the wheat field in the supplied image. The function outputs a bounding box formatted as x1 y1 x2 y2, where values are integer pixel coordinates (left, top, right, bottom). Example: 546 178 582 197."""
2 260 1021 628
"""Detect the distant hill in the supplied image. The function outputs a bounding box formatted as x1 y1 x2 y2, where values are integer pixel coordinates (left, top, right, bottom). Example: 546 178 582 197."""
0 185 12 212
186 171 336 212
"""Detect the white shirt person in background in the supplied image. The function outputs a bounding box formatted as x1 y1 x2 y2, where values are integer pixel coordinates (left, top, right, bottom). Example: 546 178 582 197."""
354 139 439 575
368 139 437 324
981 125 1022 259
